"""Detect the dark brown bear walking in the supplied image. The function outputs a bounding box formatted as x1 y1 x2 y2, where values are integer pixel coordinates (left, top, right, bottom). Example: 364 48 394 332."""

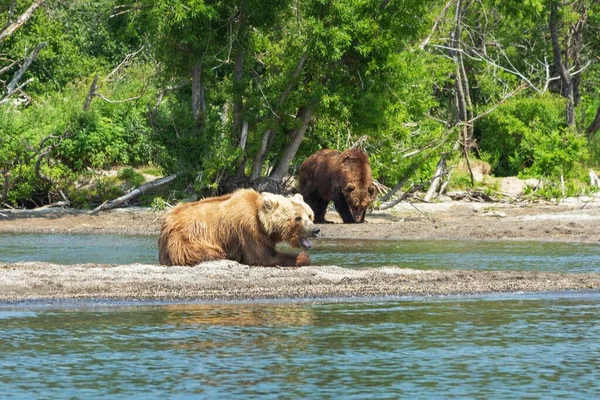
299 148 377 223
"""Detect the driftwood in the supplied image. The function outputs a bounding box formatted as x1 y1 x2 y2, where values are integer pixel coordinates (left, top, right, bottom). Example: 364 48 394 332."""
89 174 177 214
446 190 495 202
36 201 70 210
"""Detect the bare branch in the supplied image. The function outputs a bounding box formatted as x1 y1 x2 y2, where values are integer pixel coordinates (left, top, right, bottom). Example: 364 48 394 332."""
421 0 455 50
151 81 189 113
94 92 142 104
0 0 45 45
0 77 32 105
466 84 526 125
1 42 46 101
251 67 278 118
0 59 18 77
106 45 145 81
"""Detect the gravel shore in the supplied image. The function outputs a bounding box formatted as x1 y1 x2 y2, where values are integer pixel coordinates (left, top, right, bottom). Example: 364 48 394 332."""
2 199 600 302
1 261 599 302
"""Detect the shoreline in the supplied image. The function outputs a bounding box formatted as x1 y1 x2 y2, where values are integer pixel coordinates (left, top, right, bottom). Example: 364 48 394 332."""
1 261 599 303
2 199 600 302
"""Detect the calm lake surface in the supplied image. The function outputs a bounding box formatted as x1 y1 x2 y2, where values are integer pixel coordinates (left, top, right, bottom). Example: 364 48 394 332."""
1 233 600 273
1 294 599 399
1 233 599 398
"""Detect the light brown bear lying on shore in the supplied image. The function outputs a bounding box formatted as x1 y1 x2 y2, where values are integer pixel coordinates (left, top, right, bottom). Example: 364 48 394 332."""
158 189 319 267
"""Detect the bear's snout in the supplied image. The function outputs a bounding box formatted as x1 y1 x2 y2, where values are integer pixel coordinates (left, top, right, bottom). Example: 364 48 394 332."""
312 227 320 237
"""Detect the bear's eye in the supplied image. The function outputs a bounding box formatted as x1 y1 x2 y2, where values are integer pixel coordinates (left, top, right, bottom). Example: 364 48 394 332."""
295 216 302 222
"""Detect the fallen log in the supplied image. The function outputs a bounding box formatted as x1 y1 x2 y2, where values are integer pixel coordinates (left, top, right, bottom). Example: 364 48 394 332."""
89 174 177 214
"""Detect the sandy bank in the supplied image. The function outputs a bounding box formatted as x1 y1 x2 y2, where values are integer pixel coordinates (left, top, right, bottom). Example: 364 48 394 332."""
1 261 599 302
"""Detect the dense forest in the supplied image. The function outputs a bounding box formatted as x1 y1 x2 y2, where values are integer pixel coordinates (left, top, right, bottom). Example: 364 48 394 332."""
1 0 599 208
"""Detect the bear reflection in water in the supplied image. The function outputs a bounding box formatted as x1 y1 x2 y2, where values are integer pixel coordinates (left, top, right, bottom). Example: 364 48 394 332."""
158 189 319 267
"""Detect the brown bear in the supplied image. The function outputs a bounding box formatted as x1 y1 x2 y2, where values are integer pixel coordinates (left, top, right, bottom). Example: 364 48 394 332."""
158 189 319 267
299 148 377 223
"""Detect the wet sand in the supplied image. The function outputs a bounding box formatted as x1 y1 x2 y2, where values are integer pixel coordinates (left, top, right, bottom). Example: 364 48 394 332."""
1 199 600 302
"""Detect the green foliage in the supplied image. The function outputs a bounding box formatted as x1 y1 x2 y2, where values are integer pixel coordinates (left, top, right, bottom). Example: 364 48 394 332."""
117 167 145 187
68 177 124 209
477 95 588 179
524 178 593 201
2 0 600 207
150 196 170 211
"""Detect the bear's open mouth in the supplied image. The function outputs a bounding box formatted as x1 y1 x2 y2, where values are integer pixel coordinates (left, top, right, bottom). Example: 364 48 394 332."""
300 237 312 250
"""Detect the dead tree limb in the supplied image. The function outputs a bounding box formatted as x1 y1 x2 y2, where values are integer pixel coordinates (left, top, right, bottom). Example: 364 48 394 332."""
0 0 45 45
106 45 145 81
89 174 178 214
83 73 99 110
379 183 426 210
420 0 454 50
33 129 75 184
1 42 46 103
0 59 18 77
149 81 189 115
83 72 142 110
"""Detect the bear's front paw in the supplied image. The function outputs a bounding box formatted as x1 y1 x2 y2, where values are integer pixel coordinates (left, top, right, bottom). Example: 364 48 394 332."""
295 252 311 267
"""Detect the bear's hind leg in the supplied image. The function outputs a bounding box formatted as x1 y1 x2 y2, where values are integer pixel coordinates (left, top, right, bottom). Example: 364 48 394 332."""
169 241 226 266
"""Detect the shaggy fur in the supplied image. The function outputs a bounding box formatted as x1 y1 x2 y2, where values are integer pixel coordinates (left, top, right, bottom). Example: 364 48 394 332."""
299 148 377 223
158 189 319 267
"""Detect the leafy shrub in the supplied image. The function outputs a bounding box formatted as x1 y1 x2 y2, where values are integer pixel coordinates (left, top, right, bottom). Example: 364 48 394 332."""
117 167 145 187
477 95 587 179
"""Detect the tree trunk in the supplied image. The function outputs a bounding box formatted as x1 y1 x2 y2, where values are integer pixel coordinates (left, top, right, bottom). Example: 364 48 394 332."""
191 64 205 129
452 0 475 185
250 128 273 180
1 171 10 204
232 12 247 176
250 52 308 180
235 121 249 178
424 155 447 202
549 2 575 127
569 5 587 108
83 73 99 111
587 105 600 138
269 107 313 183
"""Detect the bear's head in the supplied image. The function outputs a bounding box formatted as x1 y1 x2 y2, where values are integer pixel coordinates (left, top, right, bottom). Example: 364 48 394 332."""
342 182 377 223
259 192 320 249
337 149 377 222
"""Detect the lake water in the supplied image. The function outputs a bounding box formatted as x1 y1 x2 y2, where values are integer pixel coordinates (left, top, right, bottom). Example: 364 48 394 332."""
1 233 600 273
1 294 599 399
1 234 599 398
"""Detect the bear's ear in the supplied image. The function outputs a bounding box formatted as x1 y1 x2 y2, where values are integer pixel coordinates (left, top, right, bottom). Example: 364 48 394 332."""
292 193 304 203
344 183 355 193
368 185 376 196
